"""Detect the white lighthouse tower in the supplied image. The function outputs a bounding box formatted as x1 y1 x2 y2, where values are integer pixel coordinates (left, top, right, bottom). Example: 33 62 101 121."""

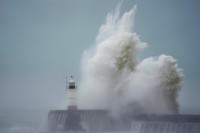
66 75 77 110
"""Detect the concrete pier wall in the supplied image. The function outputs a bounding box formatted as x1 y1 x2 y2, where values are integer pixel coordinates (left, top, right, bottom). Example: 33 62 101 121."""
48 110 200 132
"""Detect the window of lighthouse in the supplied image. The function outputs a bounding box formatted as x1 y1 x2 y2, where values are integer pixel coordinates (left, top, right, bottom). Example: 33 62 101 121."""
69 82 75 89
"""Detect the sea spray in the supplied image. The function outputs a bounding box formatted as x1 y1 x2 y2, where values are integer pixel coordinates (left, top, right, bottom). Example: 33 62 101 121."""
78 3 184 116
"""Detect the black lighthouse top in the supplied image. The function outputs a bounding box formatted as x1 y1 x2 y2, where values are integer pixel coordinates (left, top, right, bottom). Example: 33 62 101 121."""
68 75 76 89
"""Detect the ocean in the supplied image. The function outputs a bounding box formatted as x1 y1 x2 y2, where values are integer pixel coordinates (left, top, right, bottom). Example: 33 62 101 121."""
0 109 48 133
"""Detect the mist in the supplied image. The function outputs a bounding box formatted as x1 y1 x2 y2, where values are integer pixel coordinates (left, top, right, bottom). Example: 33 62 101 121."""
78 3 184 116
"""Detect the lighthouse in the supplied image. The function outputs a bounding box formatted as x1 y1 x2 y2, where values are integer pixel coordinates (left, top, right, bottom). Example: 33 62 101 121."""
66 75 77 110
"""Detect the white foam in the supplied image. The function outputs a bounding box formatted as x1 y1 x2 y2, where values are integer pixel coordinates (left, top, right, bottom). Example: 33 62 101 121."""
78 2 184 116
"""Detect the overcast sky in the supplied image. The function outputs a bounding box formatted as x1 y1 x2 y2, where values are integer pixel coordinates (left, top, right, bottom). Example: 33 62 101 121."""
0 0 200 113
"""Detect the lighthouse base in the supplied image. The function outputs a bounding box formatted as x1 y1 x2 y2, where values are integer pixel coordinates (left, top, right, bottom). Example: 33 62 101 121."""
68 105 77 110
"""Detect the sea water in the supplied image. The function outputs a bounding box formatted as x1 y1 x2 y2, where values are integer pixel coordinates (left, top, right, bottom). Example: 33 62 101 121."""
0 109 48 133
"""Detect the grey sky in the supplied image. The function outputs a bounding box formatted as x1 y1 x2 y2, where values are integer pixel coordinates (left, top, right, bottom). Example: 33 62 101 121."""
0 0 200 113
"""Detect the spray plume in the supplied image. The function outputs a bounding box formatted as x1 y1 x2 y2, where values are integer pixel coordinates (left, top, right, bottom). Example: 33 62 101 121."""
78 3 184 116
